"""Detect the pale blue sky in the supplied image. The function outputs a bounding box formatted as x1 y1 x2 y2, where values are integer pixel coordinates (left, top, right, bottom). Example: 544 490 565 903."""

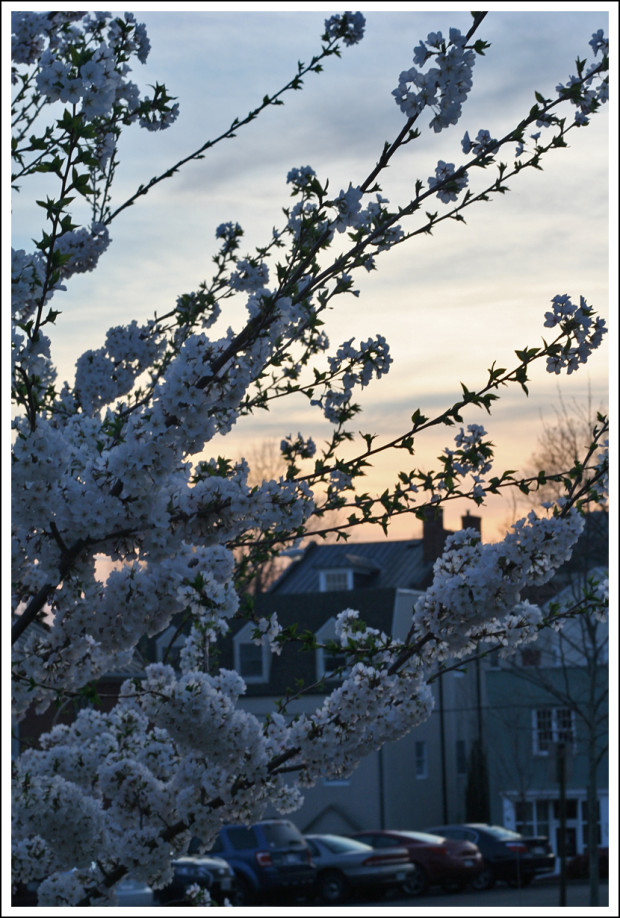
8 4 615 540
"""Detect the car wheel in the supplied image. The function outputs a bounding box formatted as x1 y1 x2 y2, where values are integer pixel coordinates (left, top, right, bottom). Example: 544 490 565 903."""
507 872 534 889
319 870 349 904
401 863 428 897
470 863 496 891
231 874 254 906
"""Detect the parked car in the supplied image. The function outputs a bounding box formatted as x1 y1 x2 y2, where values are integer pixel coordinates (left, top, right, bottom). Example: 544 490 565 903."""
426 823 555 889
155 855 235 905
567 847 609 879
207 819 316 905
351 829 483 896
13 872 155 907
116 876 155 906
305 833 414 904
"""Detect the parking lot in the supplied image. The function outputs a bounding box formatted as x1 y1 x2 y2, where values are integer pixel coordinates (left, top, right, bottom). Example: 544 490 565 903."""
370 878 610 909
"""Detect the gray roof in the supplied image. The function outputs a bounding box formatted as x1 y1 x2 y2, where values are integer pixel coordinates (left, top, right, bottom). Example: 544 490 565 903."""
269 538 435 593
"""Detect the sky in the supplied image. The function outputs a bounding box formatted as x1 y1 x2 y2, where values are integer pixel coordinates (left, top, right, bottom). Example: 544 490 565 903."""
7 3 616 543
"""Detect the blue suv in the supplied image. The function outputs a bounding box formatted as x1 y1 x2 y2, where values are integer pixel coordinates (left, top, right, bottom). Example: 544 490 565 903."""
208 819 316 905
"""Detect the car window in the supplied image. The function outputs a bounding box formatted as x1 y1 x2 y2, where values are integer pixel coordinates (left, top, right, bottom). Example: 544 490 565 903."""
483 826 522 841
374 835 399 847
321 836 371 854
209 836 224 853
306 839 320 857
226 827 259 850
355 833 375 846
262 822 305 848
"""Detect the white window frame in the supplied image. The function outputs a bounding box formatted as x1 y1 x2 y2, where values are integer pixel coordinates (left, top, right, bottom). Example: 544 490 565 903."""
415 740 428 779
319 569 354 592
532 707 577 756
233 622 270 684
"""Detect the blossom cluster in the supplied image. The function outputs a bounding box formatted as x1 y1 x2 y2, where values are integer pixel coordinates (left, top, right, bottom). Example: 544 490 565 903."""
392 28 476 131
324 12 366 47
461 128 497 156
12 11 177 131
428 160 469 203
555 30 610 126
543 294 607 374
310 334 392 423
413 509 586 659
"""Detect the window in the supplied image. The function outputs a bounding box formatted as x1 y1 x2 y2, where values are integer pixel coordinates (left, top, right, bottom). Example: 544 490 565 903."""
319 569 353 592
239 642 263 679
233 623 270 683
456 739 467 775
415 740 427 779
532 707 576 755
316 617 349 683
515 800 535 836
226 827 259 850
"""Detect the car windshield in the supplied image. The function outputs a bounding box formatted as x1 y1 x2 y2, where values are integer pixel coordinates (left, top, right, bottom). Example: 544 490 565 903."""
316 836 371 854
396 831 447 844
482 826 523 841
262 823 304 848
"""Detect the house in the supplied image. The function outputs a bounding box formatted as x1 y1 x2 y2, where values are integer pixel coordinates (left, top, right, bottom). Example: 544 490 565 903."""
484 511 609 866
228 509 488 834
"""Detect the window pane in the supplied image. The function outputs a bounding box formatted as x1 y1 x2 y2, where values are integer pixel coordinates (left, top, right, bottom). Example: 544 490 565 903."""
536 709 553 752
515 799 534 836
552 799 578 820
556 708 574 744
239 643 263 677
324 652 347 680
227 827 259 850
323 571 350 591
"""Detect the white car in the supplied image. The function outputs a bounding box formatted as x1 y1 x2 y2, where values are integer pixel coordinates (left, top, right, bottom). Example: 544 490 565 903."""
305 834 414 904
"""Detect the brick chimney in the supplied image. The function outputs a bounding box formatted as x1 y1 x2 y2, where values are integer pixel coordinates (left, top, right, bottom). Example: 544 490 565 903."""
422 507 447 563
461 511 482 538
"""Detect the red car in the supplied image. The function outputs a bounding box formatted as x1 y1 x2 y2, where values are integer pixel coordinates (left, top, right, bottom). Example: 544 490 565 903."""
351 830 483 896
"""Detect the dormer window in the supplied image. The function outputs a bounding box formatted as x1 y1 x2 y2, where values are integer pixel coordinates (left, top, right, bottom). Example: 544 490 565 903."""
233 622 271 683
319 569 354 592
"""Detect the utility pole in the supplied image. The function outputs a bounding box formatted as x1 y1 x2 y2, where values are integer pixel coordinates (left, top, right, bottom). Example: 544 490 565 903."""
557 741 567 907
438 672 448 823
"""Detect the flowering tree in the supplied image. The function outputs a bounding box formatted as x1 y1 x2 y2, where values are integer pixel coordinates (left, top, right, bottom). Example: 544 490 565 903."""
11 10 609 907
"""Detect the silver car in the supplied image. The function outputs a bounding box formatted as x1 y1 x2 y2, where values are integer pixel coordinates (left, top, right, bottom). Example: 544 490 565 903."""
305 833 413 904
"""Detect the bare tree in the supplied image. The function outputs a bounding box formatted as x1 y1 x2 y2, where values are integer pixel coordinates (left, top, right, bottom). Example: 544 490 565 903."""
503 394 609 905
524 387 608 511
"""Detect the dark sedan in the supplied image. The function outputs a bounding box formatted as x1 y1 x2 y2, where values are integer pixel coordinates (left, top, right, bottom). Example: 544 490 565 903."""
305 834 413 904
351 829 483 896
426 823 555 889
